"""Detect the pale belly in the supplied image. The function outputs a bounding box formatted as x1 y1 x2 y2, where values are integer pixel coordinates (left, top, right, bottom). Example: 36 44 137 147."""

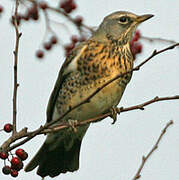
53 77 127 122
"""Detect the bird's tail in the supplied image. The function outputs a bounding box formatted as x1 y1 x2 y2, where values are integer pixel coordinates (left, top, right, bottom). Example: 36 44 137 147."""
25 125 88 177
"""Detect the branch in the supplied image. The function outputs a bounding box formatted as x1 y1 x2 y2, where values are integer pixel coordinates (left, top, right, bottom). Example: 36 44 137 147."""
12 0 22 135
141 36 178 45
47 6 94 33
132 120 174 180
3 95 178 151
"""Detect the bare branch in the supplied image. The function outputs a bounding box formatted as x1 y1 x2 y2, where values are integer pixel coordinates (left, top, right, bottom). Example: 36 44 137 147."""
141 36 178 45
47 6 94 33
3 95 178 151
12 0 22 135
132 120 174 180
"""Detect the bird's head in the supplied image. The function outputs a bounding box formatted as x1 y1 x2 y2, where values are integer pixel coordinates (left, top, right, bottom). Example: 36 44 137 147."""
93 11 154 44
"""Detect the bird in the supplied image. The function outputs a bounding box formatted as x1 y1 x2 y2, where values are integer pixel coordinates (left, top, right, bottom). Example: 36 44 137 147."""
25 11 153 178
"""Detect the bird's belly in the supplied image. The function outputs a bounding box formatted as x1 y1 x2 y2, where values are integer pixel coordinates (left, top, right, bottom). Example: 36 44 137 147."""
60 79 126 121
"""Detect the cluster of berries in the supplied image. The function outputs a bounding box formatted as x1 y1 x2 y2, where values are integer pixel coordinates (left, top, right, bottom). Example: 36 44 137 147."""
36 36 58 59
130 30 142 60
64 35 86 56
11 3 39 26
0 124 28 177
11 2 49 26
60 0 77 13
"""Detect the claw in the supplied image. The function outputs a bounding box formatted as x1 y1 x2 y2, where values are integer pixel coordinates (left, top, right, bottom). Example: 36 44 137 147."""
109 106 118 124
68 119 78 132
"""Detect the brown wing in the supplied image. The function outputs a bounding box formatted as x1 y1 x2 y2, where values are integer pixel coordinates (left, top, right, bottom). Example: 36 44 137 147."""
46 42 87 122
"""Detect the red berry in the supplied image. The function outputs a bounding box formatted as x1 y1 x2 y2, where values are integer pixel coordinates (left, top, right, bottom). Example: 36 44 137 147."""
15 149 28 160
0 151 8 160
135 30 141 39
3 123 13 133
71 3 77 10
36 50 44 58
11 169 18 177
39 2 48 10
60 0 76 13
50 36 58 44
0 5 3 13
71 35 78 43
43 42 52 50
29 4 39 20
74 16 83 26
11 160 23 171
2 166 11 175
11 157 21 166
136 43 142 53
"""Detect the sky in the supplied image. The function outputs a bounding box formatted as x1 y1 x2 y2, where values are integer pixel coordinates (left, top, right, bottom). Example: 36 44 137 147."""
0 0 179 180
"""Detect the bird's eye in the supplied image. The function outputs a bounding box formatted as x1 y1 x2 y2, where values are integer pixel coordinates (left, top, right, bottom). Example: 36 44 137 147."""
119 16 128 23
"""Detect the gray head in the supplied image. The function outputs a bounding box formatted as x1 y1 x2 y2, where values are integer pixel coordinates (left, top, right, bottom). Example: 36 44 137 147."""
92 11 153 43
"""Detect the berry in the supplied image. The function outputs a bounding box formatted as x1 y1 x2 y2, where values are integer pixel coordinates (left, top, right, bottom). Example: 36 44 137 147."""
29 4 39 20
135 30 141 39
64 43 75 56
60 0 77 14
0 5 3 13
136 43 142 53
74 16 83 26
39 2 48 10
43 42 52 50
71 35 78 43
2 166 11 175
11 169 18 177
36 50 44 59
11 160 23 171
15 149 28 160
3 123 13 133
11 157 21 166
50 36 58 44
0 151 8 160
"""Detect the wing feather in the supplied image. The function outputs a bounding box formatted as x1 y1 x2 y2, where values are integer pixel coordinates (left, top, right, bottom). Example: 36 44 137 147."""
46 43 87 122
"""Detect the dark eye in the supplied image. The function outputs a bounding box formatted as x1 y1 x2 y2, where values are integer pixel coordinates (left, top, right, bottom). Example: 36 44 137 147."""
119 16 128 23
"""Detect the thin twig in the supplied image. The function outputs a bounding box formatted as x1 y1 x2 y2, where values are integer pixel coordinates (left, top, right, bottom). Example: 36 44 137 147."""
12 0 22 135
47 6 94 33
141 36 177 45
132 120 174 180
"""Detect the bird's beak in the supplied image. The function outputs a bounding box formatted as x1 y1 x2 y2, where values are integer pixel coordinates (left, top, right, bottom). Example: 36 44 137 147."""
137 14 154 23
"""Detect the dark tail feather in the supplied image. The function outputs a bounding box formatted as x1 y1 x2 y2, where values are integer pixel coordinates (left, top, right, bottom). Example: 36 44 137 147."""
25 138 82 177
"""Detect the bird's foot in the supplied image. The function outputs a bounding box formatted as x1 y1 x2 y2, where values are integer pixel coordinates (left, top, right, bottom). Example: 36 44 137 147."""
68 119 78 132
109 106 118 124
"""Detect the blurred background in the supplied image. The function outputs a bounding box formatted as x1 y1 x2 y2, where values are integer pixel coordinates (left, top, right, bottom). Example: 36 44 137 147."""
0 0 179 179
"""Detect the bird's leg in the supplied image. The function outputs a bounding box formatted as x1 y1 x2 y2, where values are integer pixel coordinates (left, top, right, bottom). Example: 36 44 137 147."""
109 106 118 124
68 119 78 132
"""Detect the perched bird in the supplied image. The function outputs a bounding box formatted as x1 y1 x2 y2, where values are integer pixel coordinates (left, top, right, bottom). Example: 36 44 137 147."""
25 11 153 177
